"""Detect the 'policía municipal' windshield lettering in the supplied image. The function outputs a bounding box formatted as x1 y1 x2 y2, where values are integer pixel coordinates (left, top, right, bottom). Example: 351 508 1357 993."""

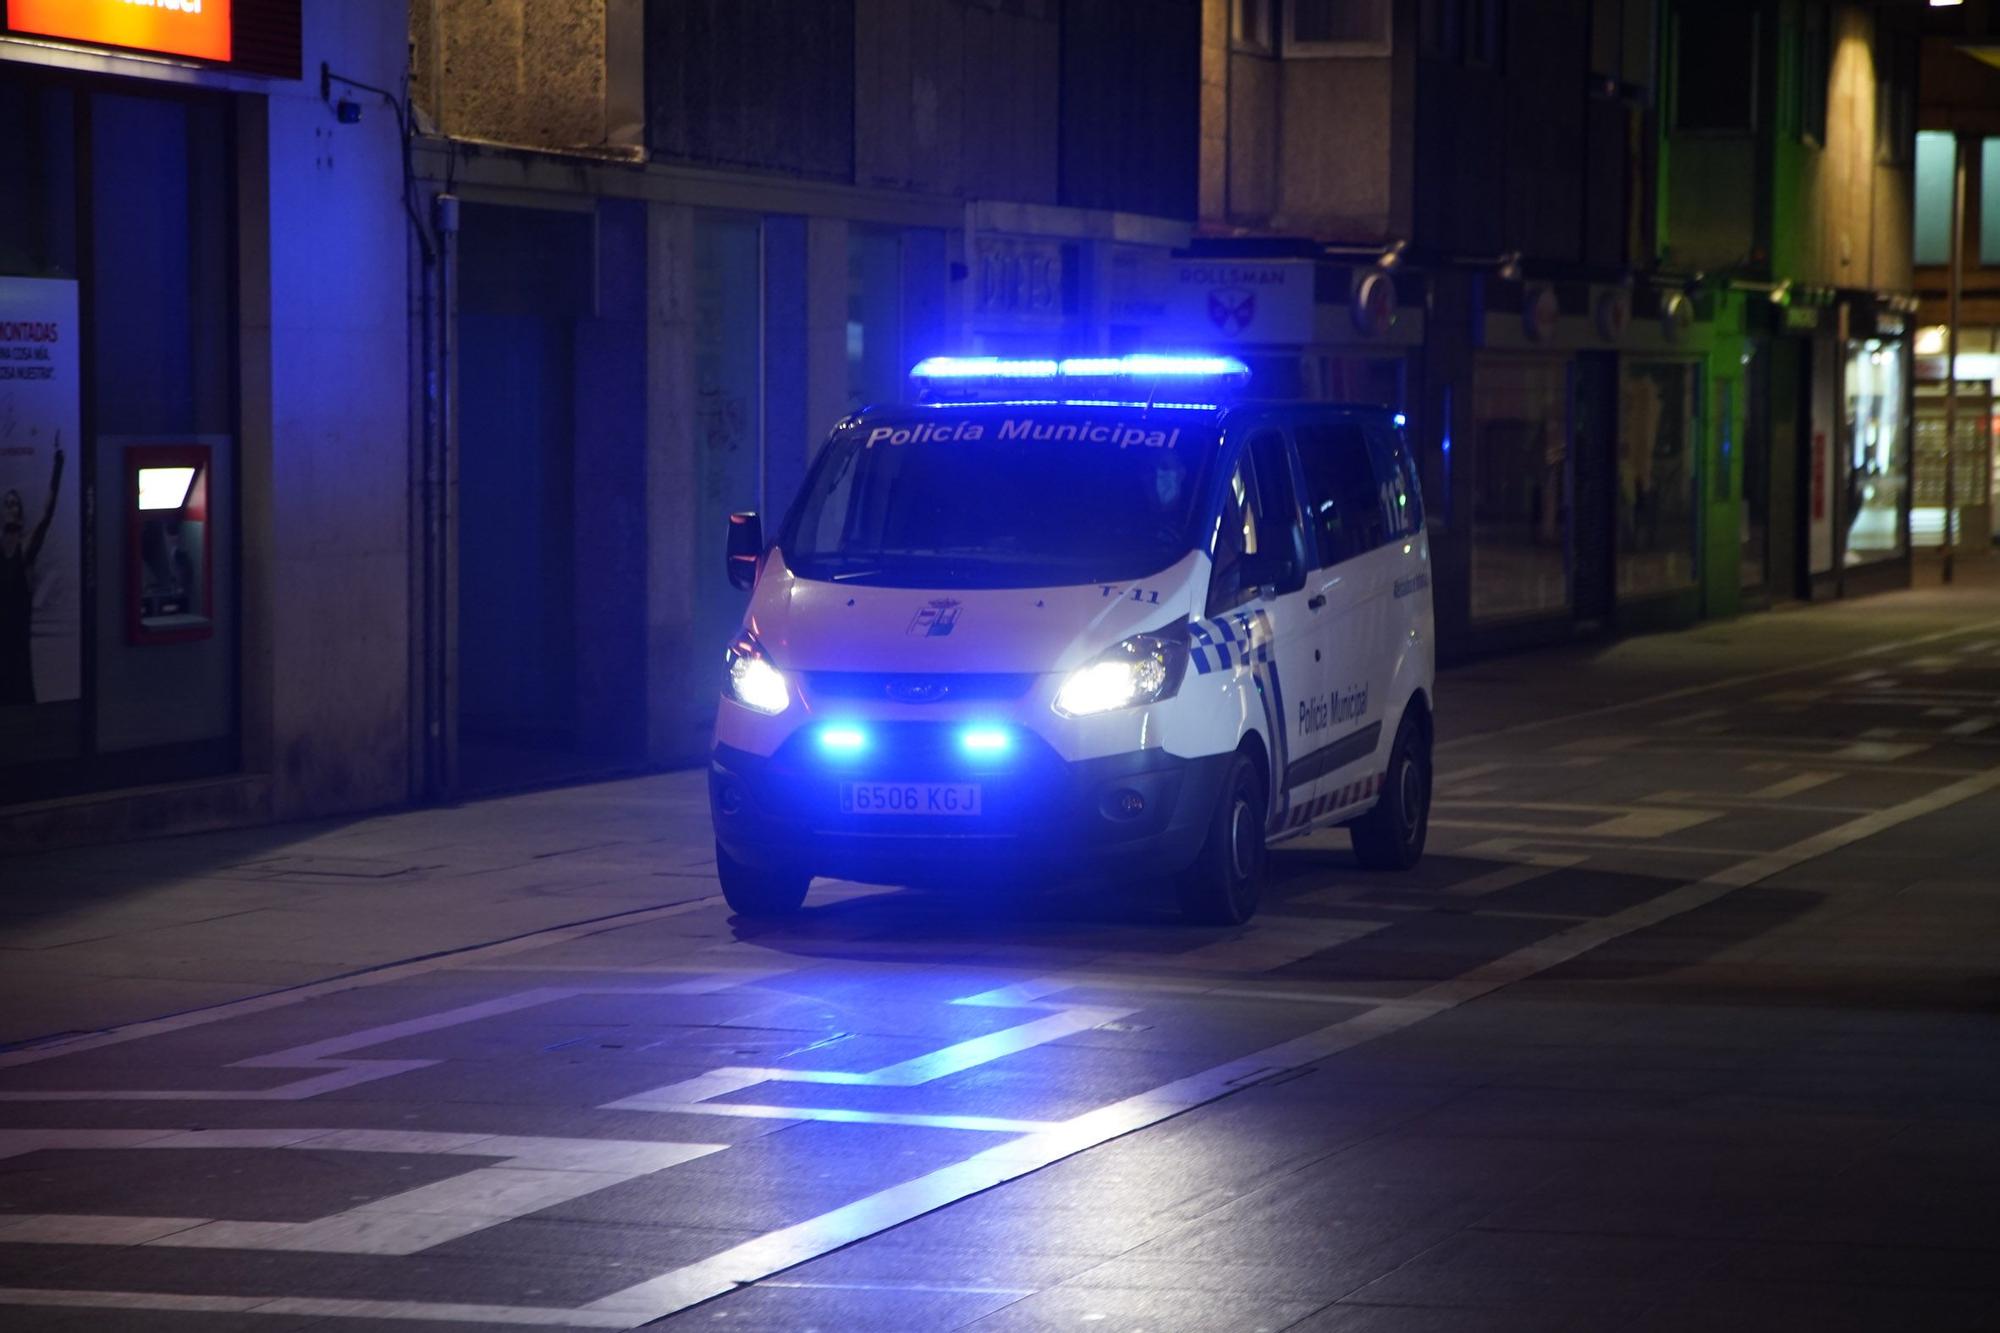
866 418 1182 449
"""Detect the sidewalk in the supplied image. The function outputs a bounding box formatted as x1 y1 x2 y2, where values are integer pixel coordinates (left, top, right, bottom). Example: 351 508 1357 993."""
6 557 2000 1051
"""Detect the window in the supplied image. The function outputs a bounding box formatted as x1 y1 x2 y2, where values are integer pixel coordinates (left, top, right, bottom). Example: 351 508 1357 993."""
1296 422 1387 565
1233 0 1273 53
1285 0 1392 57
1420 0 1460 60
1617 360 1701 597
1915 132 1955 267
1844 339 1906 567
1465 0 1502 69
846 229 902 413
1672 7 1758 133
1471 356 1569 621
1980 139 2000 266
1875 27 1914 167
1365 422 1426 537
1797 2 1827 145
1208 454 1265 614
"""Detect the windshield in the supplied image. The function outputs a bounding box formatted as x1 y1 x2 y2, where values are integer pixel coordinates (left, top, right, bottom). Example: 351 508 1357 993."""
778 408 1220 588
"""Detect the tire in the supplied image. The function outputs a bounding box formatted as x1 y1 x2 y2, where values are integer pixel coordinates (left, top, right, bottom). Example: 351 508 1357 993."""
1177 752 1267 925
1350 709 1431 871
715 841 810 917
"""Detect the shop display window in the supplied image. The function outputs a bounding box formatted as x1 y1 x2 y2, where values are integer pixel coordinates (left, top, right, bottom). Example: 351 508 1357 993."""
1617 360 1701 597
1470 356 1570 621
1845 338 1907 565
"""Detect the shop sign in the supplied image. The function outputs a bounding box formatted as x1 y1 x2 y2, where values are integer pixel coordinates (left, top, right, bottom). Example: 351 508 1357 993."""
5 0 232 63
1785 305 1821 332
0 276 81 707
972 236 1066 330
1165 260 1315 344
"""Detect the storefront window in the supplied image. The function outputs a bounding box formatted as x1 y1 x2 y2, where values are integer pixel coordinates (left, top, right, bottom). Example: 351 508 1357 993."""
1471 356 1569 621
1845 338 1907 565
0 74 237 802
1617 360 1700 597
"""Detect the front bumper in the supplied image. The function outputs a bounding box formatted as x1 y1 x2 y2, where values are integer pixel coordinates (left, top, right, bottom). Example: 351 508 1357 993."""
709 725 1231 887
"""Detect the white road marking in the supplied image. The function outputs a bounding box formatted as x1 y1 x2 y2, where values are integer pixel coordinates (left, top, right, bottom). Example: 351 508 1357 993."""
0 971 791 1103
1829 740 1928 762
11 756 2000 1327
1443 855 1585 898
0 1130 722 1256
1948 717 1996 737
1748 771 1838 800
1439 614 2000 752
1433 803 1719 839
0 894 734 1071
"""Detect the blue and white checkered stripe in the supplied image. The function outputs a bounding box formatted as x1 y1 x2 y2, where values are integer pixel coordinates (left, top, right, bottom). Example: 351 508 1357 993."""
1188 609 1272 675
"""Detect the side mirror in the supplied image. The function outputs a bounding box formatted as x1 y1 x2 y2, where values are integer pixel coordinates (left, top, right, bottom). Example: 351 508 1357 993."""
726 512 763 591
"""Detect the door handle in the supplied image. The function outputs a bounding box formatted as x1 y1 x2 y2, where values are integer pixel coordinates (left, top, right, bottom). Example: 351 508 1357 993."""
1308 593 1327 611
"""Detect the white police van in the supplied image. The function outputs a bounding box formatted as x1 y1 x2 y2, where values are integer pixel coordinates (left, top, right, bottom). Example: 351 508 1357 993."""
710 354 1435 924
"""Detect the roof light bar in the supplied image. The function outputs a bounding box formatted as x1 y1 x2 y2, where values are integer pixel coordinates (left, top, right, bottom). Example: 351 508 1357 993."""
909 353 1252 404
911 353 1249 383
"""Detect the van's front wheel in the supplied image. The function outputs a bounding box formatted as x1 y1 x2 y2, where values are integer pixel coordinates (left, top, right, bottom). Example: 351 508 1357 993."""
715 842 810 917
1350 710 1431 871
1177 753 1266 925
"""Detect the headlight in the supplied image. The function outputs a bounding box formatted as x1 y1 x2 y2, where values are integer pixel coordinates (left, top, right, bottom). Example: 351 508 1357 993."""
724 633 789 715
1054 633 1189 718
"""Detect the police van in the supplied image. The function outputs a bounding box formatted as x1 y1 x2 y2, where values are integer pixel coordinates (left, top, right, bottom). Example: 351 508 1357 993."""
709 354 1434 924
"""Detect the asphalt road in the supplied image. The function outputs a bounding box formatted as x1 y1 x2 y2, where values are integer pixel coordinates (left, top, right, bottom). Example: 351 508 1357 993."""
3 569 1999 1331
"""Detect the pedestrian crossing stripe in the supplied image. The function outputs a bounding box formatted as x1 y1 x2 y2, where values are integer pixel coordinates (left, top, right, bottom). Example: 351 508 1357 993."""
1287 771 1385 829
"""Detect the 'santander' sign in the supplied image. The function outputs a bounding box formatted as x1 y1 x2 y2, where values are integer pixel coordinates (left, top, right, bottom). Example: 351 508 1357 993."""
6 0 232 63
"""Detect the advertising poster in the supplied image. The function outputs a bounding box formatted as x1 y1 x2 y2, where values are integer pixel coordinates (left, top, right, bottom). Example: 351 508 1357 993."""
0 276 80 707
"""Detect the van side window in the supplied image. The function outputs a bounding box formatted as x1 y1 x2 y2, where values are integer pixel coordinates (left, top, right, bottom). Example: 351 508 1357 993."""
1207 453 1265 615
1364 421 1424 537
1296 421 1386 565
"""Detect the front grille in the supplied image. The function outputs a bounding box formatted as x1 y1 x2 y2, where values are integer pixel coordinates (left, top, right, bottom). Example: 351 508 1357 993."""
803 671 1039 705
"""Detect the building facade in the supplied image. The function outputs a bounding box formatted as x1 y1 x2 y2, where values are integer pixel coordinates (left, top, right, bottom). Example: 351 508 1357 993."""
400 0 1206 801
1184 0 1919 658
0 0 1931 845
1910 0 2000 556
0 1 414 844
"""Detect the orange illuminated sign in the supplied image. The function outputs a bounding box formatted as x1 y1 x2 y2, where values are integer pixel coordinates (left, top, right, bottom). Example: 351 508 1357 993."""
7 0 232 63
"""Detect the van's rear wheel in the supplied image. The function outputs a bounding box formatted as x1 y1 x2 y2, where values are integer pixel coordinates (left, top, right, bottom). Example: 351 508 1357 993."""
1350 710 1430 871
715 842 810 917
1178 753 1266 925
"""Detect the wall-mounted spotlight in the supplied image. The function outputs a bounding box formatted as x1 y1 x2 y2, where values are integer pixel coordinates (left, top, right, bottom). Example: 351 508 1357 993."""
1377 239 1408 271
1496 251 1523 283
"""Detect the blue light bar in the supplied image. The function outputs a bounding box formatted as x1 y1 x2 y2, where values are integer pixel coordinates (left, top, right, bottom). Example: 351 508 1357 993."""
911 353 1250 384
909 357 1061 380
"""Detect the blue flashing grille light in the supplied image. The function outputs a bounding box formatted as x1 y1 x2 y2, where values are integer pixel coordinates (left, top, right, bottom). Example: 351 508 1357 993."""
909 353 1251 403
958 726 1013 757
818 725 869 755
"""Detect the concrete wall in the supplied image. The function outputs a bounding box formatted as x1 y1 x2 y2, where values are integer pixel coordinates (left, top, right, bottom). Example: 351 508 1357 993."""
1668 3 1913 293
1780 5 1912 292
253 1 414 817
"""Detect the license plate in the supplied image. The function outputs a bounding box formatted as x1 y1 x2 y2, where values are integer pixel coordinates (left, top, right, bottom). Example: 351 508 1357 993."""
839 782 982 816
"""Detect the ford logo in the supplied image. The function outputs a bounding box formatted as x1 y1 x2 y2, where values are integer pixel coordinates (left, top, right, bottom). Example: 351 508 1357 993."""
885 678 950 704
